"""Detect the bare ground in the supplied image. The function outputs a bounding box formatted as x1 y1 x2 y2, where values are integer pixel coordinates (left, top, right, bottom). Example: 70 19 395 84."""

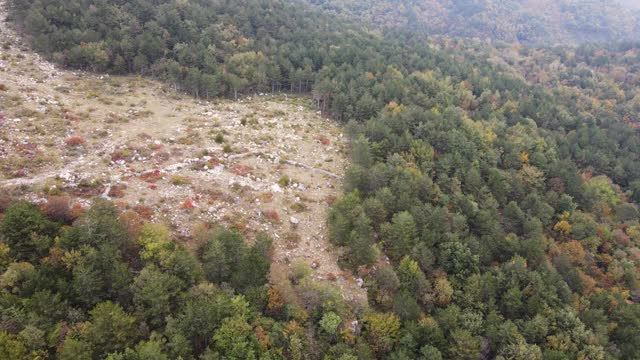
0 4 367 306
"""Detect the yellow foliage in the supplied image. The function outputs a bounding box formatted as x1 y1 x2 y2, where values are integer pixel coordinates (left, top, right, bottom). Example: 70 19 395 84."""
137 223 172 262
519 151 529 164
340 328 356 345
386 101 405 114
518 164 544 188
577 270 597 296
553 220 572 236
559 240 586 265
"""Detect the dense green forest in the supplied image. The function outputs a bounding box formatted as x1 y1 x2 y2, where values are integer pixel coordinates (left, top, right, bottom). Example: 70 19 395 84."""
308 0 640 44
3 0 640 359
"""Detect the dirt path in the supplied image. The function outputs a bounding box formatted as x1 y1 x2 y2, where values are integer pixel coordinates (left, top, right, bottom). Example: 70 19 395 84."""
0 1 367 306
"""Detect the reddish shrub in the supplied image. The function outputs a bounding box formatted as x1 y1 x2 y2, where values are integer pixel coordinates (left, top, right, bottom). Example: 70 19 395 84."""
111 150 127 162
181 199 195 210
70 203 85 219
43 195 73 223
207 190 224 203
108 184 127 198
65 136 86 147
133 205 154 220
0 84 7 91
208 158 220 168
263 209 280 222
325 195 337 205
12 169 27 178
62 109 80 121
314 135 330 145
139 170 163 183
326 273 337 281
231 164 253 177
119 210 144 239
0 192 13 213
148 185 158 190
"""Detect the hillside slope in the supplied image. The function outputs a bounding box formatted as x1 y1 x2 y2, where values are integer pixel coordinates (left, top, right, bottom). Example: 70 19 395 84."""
307 0 640 44
0 3 366 306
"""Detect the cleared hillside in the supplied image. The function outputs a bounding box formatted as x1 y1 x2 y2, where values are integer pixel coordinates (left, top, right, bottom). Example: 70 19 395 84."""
0 5 366 307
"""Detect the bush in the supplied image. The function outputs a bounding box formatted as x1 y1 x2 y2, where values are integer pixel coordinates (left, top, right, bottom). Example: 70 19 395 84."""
279 175 291 187
65 136 86 147
43 195 74 223
181 199 195 210
170 175 191 186
263 209 280 223
290 261 312 284
284 232 301 249
0 201 57 261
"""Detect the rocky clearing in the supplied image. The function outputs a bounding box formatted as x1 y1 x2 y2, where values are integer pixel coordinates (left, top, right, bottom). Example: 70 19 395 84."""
0 6 366 306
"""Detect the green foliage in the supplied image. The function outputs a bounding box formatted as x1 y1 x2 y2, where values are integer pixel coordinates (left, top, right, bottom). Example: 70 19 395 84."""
0 201 56 261
212 316 259 359
200 229 271 291
106 338 169 360
87 301 139 355
363 312 401 355
132 265 184 327
0 332 28 359
319 311 342 336
0 197 275 359
5 0 640 358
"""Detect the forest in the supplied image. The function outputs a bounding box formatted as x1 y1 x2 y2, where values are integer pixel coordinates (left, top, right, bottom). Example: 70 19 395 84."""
308 0 640 45
2 0 640 359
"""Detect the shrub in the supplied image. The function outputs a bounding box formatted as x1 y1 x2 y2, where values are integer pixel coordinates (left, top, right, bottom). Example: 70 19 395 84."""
133 205 154 220
291 202 307 213
181 199 195 210
263 209 280 222
0 191 12 213
231 164 252 177
107 184 127 198
314 135 330 145
65 136 86 147
290 261 312 284
170 175 191 186
215 133 224 143
111 149 132 162
43 195 74 223
0 84 7 91
140 170 163 183
284 232 301 249
278 175 291 187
